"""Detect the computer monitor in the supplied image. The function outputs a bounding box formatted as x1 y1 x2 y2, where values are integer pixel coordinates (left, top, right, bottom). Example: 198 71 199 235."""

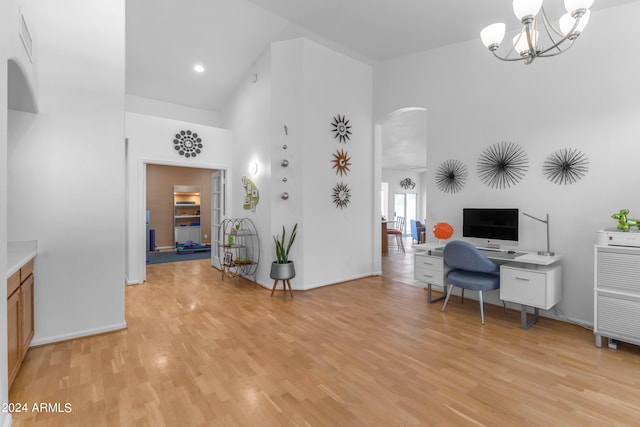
462 208 519 247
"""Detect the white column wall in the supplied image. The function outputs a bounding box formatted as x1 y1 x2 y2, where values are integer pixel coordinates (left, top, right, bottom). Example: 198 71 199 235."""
7 0 126 346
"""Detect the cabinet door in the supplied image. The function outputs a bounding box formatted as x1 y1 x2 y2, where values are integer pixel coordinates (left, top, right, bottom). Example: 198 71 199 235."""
7 289 21 387
20 275 34 355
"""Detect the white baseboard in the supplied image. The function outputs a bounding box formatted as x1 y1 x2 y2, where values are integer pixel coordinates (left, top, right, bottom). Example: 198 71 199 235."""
30 322 127 347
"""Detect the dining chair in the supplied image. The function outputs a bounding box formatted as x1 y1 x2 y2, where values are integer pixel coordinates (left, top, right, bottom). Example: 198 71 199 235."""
387 216 405 254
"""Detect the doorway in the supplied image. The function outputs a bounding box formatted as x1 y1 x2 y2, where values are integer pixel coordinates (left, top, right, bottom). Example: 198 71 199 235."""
393 192 417 236
144 164 223 269
375 107 427 281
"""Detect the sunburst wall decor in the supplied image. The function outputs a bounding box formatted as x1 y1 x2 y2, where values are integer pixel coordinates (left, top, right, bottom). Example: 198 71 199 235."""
477 141 529 189
331 149 351 176
435 159 468 194
543 148 589 185
173 130 203 158
331 182 351 209
331 114 352 143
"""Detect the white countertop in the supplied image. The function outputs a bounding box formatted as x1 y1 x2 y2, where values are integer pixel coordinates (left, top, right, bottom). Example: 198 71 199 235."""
7 240 38 277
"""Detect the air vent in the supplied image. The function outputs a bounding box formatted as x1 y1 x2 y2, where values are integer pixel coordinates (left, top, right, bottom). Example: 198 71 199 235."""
19 10 33 62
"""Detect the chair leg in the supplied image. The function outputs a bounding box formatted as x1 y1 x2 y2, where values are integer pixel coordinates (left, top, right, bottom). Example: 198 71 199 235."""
479 290 485 325
461 288 465 303
442 284 455 312
398 235 405 254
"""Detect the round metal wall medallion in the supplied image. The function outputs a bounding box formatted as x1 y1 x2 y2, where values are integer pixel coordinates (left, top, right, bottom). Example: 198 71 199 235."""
173 130 203 158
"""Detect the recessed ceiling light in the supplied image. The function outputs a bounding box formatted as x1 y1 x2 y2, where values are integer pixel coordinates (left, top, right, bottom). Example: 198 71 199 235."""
194 64 205 73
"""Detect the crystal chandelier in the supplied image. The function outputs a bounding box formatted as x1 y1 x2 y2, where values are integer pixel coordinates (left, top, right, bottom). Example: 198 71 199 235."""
480 0 594 65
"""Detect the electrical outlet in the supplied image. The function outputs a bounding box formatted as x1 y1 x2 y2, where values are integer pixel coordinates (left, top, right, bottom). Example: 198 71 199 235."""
204 234 208 239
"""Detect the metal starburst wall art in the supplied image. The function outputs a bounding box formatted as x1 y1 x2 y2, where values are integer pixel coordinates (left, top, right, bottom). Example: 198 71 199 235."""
435 159 468 194
331 149 352 176
331 182 351 209
477 141 528 189
543 148 589 185
331 114 352 143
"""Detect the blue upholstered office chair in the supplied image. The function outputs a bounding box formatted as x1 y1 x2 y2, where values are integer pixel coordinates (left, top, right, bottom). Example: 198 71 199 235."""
442 240 502 324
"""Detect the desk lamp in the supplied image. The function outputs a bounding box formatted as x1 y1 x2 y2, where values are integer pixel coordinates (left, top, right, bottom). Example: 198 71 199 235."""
523 212 554 256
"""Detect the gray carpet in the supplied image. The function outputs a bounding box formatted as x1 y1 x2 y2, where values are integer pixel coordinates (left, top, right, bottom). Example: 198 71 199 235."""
147 250 211 265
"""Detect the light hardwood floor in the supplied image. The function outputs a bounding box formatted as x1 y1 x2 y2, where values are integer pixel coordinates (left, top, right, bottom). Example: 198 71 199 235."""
9 252 640 426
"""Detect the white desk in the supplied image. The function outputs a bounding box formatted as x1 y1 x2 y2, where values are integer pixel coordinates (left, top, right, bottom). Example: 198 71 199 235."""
414 242 562 329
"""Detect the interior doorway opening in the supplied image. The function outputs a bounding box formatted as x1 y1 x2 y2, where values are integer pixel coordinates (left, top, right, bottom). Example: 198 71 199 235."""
143 163 225 271
375 107 427 282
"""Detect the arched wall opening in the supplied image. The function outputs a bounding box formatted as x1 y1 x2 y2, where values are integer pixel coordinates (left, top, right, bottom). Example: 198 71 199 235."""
8 58 38 114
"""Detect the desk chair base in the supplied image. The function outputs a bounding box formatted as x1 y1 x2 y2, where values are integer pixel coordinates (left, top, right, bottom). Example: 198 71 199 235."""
442 284 507 325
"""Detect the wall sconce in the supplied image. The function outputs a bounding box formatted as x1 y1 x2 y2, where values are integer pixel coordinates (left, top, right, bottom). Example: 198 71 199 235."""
248 162 258 176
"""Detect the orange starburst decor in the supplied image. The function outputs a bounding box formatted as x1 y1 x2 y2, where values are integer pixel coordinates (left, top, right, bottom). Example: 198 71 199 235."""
433 222 453 240
331 149 352 176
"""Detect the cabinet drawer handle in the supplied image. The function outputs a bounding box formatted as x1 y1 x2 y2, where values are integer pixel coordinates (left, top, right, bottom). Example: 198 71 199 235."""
422 274 433 279
422 262 434 266
515 276 531 281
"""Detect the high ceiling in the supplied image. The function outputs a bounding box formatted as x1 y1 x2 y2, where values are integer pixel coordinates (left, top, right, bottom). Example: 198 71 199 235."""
126 0 637 171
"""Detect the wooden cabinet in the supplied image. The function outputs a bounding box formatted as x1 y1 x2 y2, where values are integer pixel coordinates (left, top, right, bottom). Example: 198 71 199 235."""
7 258 35 389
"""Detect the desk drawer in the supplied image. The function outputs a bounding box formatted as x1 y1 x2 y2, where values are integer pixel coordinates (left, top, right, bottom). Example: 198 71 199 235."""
415 254 444 285
500 267 547 308
414 255 443 273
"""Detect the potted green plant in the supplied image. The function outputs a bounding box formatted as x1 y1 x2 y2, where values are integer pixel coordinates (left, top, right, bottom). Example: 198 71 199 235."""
270 223 297 280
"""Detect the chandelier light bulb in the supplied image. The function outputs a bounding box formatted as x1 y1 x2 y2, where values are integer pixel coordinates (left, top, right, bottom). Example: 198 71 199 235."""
512 0 542 22
513 30 538 56
480 23 506 49
564 0 594 14
559 9 590 36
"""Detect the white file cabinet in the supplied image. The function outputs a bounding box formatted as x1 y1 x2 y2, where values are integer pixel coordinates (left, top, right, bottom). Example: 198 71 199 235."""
594 244 640 348
414 252 446 303
500 263 562 329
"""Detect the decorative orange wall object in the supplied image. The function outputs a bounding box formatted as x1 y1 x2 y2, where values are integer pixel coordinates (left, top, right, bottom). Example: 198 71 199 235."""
433 222 453 240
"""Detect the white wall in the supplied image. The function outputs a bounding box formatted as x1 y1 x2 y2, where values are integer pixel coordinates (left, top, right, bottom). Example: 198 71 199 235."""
220 49 273 287
125 112 233 284
7 0 126 346
374 3 640 326
7 0 38 114
222 38 374 290
1 0 10 423
126 94 220 127
272 39 374 289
